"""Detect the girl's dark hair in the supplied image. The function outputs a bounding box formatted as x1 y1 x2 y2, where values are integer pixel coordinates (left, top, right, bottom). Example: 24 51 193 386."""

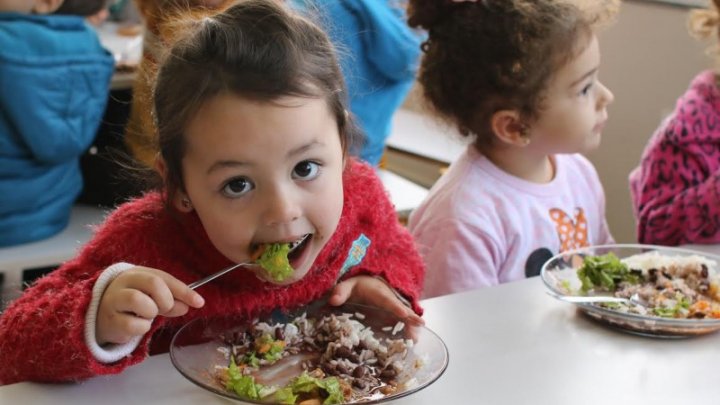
407 0 619 150
153 0 360 204
54 0 108 16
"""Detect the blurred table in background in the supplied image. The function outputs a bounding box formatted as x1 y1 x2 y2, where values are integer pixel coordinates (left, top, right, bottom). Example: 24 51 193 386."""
385 109 466 188
95 21 142 90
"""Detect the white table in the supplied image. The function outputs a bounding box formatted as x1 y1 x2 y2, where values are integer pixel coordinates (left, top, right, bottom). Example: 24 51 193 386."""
387 109 466 165
377 169 428 217
2 277 718 404
95 21 141 90
0 205 107 301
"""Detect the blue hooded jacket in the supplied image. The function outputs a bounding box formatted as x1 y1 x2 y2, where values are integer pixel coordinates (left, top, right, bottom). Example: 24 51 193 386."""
292 0 422 166
0 13 114 247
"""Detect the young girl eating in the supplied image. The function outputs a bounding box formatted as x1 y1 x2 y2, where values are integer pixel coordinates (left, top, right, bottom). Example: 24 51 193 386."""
0 0 424 385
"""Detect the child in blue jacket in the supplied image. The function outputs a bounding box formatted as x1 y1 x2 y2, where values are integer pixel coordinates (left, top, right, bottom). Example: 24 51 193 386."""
0 0 114 247
292 0 422 166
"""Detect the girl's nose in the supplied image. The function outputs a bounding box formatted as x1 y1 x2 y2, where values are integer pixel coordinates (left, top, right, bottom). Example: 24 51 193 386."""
262 186 302 226
597 81 614 108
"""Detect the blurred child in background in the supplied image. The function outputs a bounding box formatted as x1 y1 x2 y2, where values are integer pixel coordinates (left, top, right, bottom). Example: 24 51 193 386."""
407 0 618 298
54 0 109 25
629 0 720 246
292 0 422 166
0 0 114 247
125 0 232 167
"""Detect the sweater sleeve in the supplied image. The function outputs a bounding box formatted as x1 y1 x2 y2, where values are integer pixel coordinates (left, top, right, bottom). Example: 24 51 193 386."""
0 196 174 385
631 129 720 246
339 162 425 315
0 256 158 385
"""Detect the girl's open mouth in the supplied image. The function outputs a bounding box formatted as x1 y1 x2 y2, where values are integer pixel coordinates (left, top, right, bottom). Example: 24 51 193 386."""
287 233 312 263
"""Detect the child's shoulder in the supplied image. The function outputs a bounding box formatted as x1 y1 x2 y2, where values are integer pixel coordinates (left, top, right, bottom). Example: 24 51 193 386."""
556 153 601 182
663 70 720 144
100 192 169 232
0 13 107 57
342 158 380 184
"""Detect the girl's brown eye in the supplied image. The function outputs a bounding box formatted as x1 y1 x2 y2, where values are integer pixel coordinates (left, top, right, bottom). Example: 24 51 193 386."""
223 177 253 197
292 161 320 180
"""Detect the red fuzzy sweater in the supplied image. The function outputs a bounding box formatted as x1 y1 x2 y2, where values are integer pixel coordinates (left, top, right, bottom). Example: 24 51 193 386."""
0 160 424 385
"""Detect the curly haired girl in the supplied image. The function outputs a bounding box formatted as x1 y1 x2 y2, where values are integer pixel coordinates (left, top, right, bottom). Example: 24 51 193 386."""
407 0 619 297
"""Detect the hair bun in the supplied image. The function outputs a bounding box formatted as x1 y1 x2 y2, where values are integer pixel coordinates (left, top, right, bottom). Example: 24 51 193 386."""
407 0 451 30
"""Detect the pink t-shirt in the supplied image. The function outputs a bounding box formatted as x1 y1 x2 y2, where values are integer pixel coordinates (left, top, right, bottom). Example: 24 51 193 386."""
408 146 614 298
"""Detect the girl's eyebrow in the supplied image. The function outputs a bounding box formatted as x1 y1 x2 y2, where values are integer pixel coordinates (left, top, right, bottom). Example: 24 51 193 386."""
206 141 324 174
569 67 598 88
287 140 323 158
207 160 248 175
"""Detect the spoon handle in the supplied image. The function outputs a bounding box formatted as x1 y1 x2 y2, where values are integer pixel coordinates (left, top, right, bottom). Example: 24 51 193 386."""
188 262 248 290
546 291 631 304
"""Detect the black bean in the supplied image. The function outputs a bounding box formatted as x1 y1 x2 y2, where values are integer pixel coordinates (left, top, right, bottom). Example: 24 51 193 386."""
701 264 709 278
335 346 352 359
275 327 284 341
380 368 397 379
352 366 366 378
352 379 367 390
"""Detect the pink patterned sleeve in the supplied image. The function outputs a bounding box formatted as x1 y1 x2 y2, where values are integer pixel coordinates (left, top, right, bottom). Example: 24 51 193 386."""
630 125 720 245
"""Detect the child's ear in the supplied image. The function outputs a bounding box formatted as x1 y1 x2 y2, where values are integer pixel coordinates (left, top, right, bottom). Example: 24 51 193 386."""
155 155 193 212
490 110 531 147
32 0 64 14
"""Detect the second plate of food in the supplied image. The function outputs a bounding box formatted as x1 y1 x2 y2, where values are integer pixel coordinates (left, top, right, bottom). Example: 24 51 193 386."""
541 244 720 338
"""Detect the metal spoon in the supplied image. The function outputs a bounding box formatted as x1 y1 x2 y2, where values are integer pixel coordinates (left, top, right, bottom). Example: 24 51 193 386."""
547 291 647 307
188 238 306 289
188 260 259 290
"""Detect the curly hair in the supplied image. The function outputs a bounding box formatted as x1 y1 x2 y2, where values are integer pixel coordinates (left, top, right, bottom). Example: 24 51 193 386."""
407 0 619 149
689 0 720 43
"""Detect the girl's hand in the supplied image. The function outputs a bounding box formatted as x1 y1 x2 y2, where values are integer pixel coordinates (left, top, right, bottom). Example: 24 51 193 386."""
97 267 205 345
328 275 424 325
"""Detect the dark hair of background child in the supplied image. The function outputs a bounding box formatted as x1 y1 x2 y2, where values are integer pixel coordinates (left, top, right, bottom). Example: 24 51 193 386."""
54 0 108 16
406 0 618 151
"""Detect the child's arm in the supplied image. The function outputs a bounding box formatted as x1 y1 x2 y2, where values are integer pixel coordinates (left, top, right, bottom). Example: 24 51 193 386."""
0 260 133 384
0 260 203 385
632 136 720 245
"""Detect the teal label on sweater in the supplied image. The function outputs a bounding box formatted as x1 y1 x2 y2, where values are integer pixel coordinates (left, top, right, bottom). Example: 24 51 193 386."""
338 234 371 278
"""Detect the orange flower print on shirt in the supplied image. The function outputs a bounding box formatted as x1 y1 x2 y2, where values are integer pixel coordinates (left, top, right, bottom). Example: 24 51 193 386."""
549 208 589 252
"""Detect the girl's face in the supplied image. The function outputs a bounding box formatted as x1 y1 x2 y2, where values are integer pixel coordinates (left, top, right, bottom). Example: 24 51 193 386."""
526 34 614 154
178 94 345 285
